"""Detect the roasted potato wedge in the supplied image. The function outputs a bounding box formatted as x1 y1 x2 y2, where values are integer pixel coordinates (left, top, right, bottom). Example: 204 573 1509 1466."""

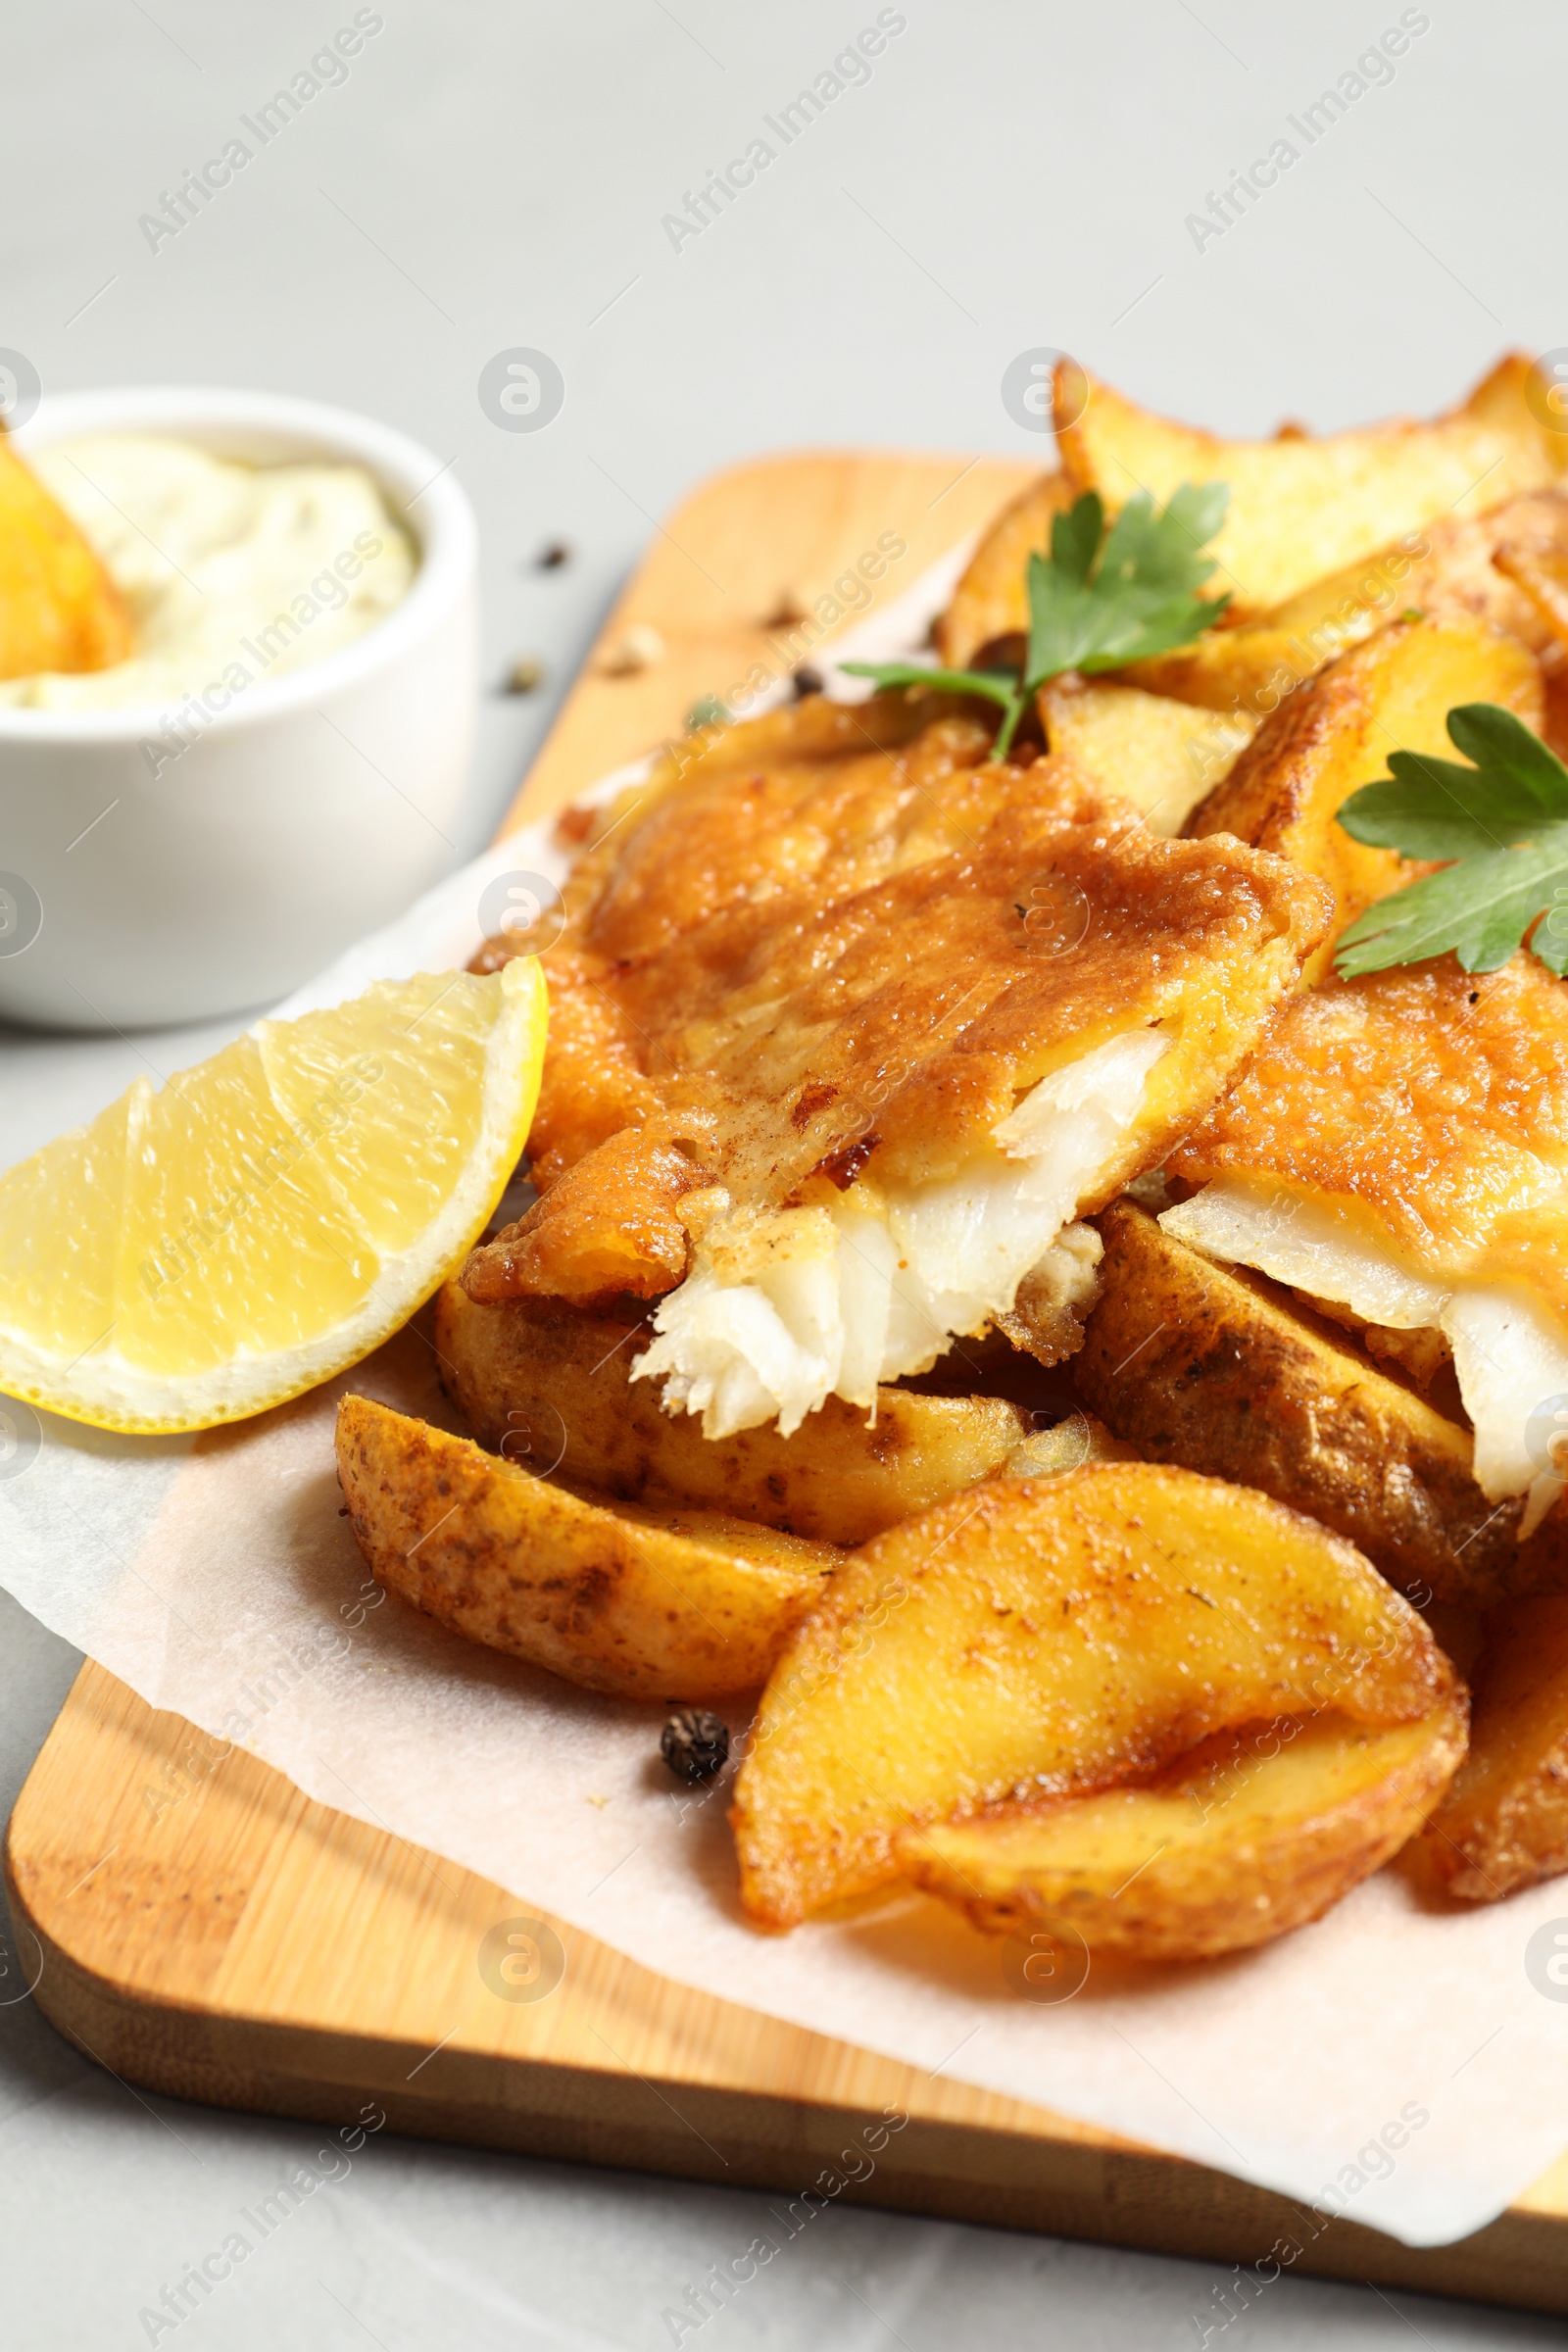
1494 535 1568 656
1073 1201 1566 1607
436 1280 1039 1546
732 1464 1453 1930
901 1703 1466 1961
1037 676 1257 834
1425 1599 1568 1899
1186 612 1543 979
337 1394 840 1699
1122 488 1568 714
0 427 133 680
1054 354 1563 616
934 471 1073 669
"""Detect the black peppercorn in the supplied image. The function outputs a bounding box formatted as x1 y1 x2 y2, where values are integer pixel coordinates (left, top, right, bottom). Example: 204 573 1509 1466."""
661 1707 729 1783
792 664 824 700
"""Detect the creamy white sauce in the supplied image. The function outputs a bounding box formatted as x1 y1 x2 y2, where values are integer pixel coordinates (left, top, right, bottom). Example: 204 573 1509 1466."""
634 1028 1167 1440
0 433 416 710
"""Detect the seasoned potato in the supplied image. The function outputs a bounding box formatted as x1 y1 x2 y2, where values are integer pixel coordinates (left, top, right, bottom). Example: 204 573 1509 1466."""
1036 676 1257 834
1123 490 1568 714
436 1280 1037 1546
1426 1599 1568 1899
1054 354 1563 616
901 1703 1466 1961
934 471 1073 669
337 1394 839 1700
0 427 133 680
1073 1201 1560 1607
1494 534 1568 655
1185 613 1543 979
732 1464 1453 1930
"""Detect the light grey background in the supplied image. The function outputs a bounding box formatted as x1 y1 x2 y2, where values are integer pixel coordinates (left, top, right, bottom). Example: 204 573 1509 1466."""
3 2 1567 2343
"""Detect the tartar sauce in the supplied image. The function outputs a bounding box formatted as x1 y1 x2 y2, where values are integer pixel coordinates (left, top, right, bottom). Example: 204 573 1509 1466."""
0 433 416 710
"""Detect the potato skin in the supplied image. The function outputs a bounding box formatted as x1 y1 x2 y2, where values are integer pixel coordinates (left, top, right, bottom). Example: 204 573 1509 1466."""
336 1394 836 1701
901 1702 1467 1961
1426 1598 1568 1900
435 1280 1033 1546
1074 1202 1554 1607
733 1462 1453 1931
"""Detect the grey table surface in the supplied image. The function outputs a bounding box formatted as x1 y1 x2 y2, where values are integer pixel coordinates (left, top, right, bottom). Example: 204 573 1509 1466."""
4 2 1568 2342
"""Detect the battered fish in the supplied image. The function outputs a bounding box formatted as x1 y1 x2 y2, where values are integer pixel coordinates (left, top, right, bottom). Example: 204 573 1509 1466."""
467 702 1329 1438
1164 956 1568 1535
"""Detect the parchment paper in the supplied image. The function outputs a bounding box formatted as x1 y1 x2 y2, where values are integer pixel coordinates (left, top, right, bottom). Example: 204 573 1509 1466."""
6 551 1568 2252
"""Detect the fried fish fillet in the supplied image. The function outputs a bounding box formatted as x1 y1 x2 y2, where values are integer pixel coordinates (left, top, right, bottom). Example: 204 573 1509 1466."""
466 703 1329 1438
1164 957 1568 1537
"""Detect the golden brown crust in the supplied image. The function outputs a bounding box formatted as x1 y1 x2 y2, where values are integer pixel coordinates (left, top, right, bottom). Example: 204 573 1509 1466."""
732 1462 1455 1929
1073 1201 1562 1605
462 1130 699 1304
474 703 1330 1305
899 1703 1467 1959
1167 958 1568 1323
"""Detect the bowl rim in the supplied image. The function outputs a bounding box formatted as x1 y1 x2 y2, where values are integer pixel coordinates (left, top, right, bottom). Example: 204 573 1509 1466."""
0 384 476 743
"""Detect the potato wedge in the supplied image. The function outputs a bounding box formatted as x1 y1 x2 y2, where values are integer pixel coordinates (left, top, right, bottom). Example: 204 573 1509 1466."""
337 1394 840 1699
1425 1599 1568 1899
1494 535 1568 655
1122 489 1568 714
901 1703 1466 1960
1185 612 1543 979
436 1280 1036 1546
1073 1201 1558 1607
0 427 133 680
1037 676 1257 834
1054 354 1563 615
732 1464 1453 1929
934 471 1073 669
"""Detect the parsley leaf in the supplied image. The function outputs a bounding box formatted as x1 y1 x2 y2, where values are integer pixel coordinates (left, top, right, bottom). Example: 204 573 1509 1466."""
1334 704 1568 978
842 483 1230 760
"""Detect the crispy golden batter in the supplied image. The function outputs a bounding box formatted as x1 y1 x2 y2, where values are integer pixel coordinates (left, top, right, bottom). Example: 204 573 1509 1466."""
469 709 1329 1305
463 1130 698 1303
1168 958 1568 1314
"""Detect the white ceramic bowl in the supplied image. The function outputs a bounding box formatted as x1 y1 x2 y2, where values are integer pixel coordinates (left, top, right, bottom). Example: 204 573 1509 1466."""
0 386 478 1031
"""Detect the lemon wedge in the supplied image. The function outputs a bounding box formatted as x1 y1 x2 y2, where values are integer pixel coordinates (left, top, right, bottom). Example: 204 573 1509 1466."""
0 959 547 1433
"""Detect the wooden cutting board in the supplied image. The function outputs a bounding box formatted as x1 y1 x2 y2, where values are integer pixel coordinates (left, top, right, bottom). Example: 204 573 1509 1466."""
8 452 1568 2316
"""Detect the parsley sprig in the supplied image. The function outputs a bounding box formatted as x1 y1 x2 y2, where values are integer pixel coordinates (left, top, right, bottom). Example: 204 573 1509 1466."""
1335 705 1568 978
843 483 1231 760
